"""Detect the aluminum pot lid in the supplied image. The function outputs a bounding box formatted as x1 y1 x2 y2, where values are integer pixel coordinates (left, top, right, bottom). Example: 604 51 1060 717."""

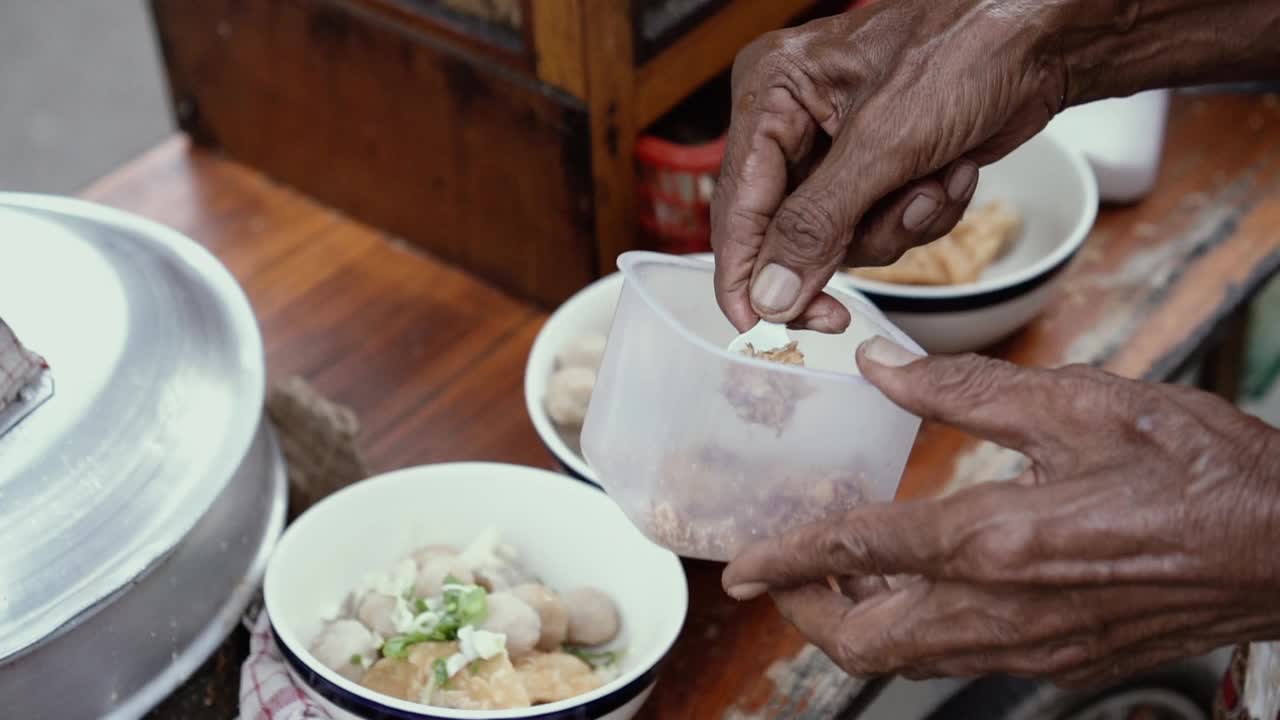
0 193 265 661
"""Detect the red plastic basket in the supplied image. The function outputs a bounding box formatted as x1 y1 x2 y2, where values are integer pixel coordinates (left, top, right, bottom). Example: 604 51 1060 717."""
635 134 727 255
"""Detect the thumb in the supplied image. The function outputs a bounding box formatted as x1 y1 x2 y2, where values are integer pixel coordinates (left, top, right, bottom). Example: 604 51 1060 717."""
748 130 885 323
855 336 1052 454
750 120 927 324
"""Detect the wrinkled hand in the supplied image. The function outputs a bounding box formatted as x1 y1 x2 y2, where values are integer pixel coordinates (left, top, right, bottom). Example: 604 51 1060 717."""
722 337 1280 686
711 0 1066 332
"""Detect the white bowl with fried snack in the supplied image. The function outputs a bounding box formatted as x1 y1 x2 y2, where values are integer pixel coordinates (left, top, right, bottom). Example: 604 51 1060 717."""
837 132 1098 353
264 462 687 719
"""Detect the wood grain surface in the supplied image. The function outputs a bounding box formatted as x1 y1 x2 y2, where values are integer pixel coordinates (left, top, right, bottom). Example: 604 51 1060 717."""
88 93 1280 719
150 0 598 308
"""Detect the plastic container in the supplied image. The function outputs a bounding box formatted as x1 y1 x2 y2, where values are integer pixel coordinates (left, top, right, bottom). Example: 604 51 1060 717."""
1043 89 1171 204
635 135 726 255
581 251 924 561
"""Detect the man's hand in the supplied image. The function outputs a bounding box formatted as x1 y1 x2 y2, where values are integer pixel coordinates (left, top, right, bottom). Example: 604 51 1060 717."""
711 0 1066 332
710 0 1280 334
722 337 1280 685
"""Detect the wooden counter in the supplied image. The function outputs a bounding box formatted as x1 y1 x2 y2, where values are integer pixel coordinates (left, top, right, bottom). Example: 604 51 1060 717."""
147 0 841 306
88 93 1280 719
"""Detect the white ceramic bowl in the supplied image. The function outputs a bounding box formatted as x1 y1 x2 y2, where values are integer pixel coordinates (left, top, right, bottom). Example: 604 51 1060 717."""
264 463 688 720
525 272 626 485
836 132 1099 353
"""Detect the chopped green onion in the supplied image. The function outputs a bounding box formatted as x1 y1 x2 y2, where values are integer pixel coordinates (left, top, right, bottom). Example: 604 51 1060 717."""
381 632 430 658
432 657 450 689
454 585 487 626
564 646 621 669
384 584 489 651
349 653 364 666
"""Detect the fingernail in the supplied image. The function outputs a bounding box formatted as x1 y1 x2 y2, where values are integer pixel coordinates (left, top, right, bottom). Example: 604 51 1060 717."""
947 162 978 201
902 193 940 230
806 309 849 334
860 336 920 368
751 264 801 313
726 582 769 601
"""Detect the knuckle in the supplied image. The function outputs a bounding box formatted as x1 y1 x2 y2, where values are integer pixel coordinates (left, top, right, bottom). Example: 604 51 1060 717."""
756 35 813 85
1000 655 1049 678
822 524 875 574
771 197 846 264
968 514 1039 581
1058 365 1160 421
901 668 929 681
758 28 790 55
1006 602 1045 637
1075 636 1109 667
777 536 811 577
754 101 816 144
732 32 778 80
1040 644 1092 675
1122 385 1170 427
735 30 801 87
984 615 1026 647
743 32 846 128
922 354 1011 410
725 207 770 248
831 631 880 676
1056 364 1126 416
962 651 1007 677
1061 380 1103 421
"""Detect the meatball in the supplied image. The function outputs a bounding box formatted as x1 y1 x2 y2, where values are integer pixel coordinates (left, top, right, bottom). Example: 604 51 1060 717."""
415 555 475 599
461 530 532 592
412 543 459 567
355 591 401 638
512 583 569 651
473 562 532 593
563 587 620 646
545 366 595 427
556 334 607 371
480 592 541 658
310 619 379 681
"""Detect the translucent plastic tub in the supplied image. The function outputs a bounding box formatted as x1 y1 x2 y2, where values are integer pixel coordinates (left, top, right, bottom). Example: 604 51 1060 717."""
581 252 925 561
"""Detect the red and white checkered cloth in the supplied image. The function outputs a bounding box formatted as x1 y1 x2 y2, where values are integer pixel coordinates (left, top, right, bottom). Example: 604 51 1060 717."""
0 318 46 409
239 610 332 720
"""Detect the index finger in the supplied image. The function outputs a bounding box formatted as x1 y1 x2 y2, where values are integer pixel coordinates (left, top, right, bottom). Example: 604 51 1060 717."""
724 498 952 596
711 88 817 332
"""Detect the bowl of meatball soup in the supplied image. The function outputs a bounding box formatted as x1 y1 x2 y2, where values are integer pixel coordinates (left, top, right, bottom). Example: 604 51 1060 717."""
264 462 688 719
